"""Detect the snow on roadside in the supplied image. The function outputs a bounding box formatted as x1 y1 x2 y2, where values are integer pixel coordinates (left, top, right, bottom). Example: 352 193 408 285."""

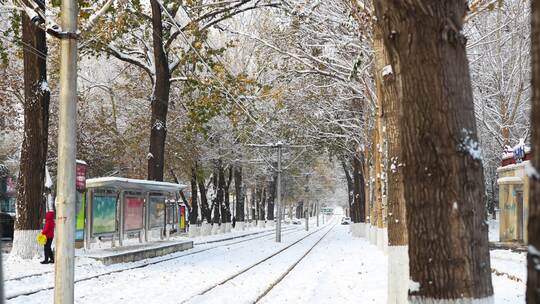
259 225 387 304
491 249 526 303
2 220 527 303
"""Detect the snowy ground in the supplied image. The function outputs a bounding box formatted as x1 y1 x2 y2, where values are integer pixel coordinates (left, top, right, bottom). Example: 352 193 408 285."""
1 218 526 303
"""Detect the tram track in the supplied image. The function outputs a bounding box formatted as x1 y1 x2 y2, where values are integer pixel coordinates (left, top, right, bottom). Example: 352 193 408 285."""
5 226 302 301
181 222 336 304
5 226 296 283
254 224 336 303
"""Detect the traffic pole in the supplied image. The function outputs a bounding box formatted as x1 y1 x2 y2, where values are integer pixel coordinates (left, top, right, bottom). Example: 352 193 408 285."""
275 143 282 242
55 0 78 302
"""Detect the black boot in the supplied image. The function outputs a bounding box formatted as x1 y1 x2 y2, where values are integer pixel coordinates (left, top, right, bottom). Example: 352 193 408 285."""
40 260 49 264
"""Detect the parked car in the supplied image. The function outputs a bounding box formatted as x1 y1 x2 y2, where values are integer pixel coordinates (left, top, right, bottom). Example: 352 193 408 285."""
292 218 302 225
341 217 351 225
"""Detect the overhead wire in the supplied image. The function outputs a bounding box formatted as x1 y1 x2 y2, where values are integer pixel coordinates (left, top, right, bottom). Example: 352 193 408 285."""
156 0 270 136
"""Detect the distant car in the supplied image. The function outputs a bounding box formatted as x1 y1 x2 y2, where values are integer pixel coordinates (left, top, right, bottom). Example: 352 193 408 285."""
292 218 302 225
341 217 351 225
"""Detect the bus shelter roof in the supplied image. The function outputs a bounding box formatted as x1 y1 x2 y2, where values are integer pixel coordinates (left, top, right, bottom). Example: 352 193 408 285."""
86 177 187 193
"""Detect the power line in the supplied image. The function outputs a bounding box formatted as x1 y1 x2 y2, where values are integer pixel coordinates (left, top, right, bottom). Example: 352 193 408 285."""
157 0 270 135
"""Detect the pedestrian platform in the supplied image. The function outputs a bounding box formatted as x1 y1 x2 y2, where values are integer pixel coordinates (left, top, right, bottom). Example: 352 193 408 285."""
78 239 193 265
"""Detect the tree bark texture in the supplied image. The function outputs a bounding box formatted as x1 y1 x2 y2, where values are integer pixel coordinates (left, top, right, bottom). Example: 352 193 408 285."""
15 4 50 231
373 20 407 247
352 150 366 223
374 0 493 300
221 165 232 223
342 161 354 220
234 164 245 221
372 120 383 228
527 0 540 302
258 187 266 221
364 146 372 223
267 172 277 221
198 177 211 223
147 0 171 181
189 165 199 224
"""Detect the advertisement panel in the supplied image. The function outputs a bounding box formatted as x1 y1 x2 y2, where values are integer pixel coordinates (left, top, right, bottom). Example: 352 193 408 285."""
180 205 186 230
92 195 117 235
124 196 144 231
149 196 165 229
76 162 87 192
75 192 85 240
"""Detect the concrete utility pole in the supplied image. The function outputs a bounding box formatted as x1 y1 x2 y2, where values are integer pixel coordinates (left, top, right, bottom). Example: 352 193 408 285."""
247 142 309 242
55 0 78 302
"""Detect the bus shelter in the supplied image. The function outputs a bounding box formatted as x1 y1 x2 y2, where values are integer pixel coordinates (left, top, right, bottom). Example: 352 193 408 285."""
85 177 187 249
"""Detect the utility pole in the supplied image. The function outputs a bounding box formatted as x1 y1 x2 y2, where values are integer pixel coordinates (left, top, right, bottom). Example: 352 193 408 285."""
276 143 282 242
55 0 78 302
247 142 309 242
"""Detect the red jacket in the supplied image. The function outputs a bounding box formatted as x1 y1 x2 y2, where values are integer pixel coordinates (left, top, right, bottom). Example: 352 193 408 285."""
42 211 55 239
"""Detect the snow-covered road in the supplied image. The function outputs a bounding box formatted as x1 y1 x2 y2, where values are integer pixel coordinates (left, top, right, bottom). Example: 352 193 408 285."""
259 224 387 304
3 219 526 303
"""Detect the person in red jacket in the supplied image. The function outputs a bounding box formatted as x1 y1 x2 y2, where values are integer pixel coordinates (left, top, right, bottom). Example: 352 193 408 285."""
41 211 55 264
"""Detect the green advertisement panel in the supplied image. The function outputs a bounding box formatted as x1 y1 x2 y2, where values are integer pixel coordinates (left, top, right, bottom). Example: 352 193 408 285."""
75 192 85 240
92 194 117 235
149 196 165 229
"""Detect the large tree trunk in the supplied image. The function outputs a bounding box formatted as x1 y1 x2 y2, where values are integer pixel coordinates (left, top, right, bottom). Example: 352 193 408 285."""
258 186 266 221
352 150 365 223
370 115 384 247
198 176 211 223
234 164 245 221
11 3 50 260
221 164 232 223
372 17 408 303
342 160 354 220
375 1 493 301
189 164 199 224
147 0 171 181
369 129 378 231
527 1 540 302
212 165 222 225
266 173 276 221
251 186 257 221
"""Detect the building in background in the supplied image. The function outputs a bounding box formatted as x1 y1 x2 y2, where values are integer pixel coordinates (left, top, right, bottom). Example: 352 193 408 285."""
497 142 532 243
